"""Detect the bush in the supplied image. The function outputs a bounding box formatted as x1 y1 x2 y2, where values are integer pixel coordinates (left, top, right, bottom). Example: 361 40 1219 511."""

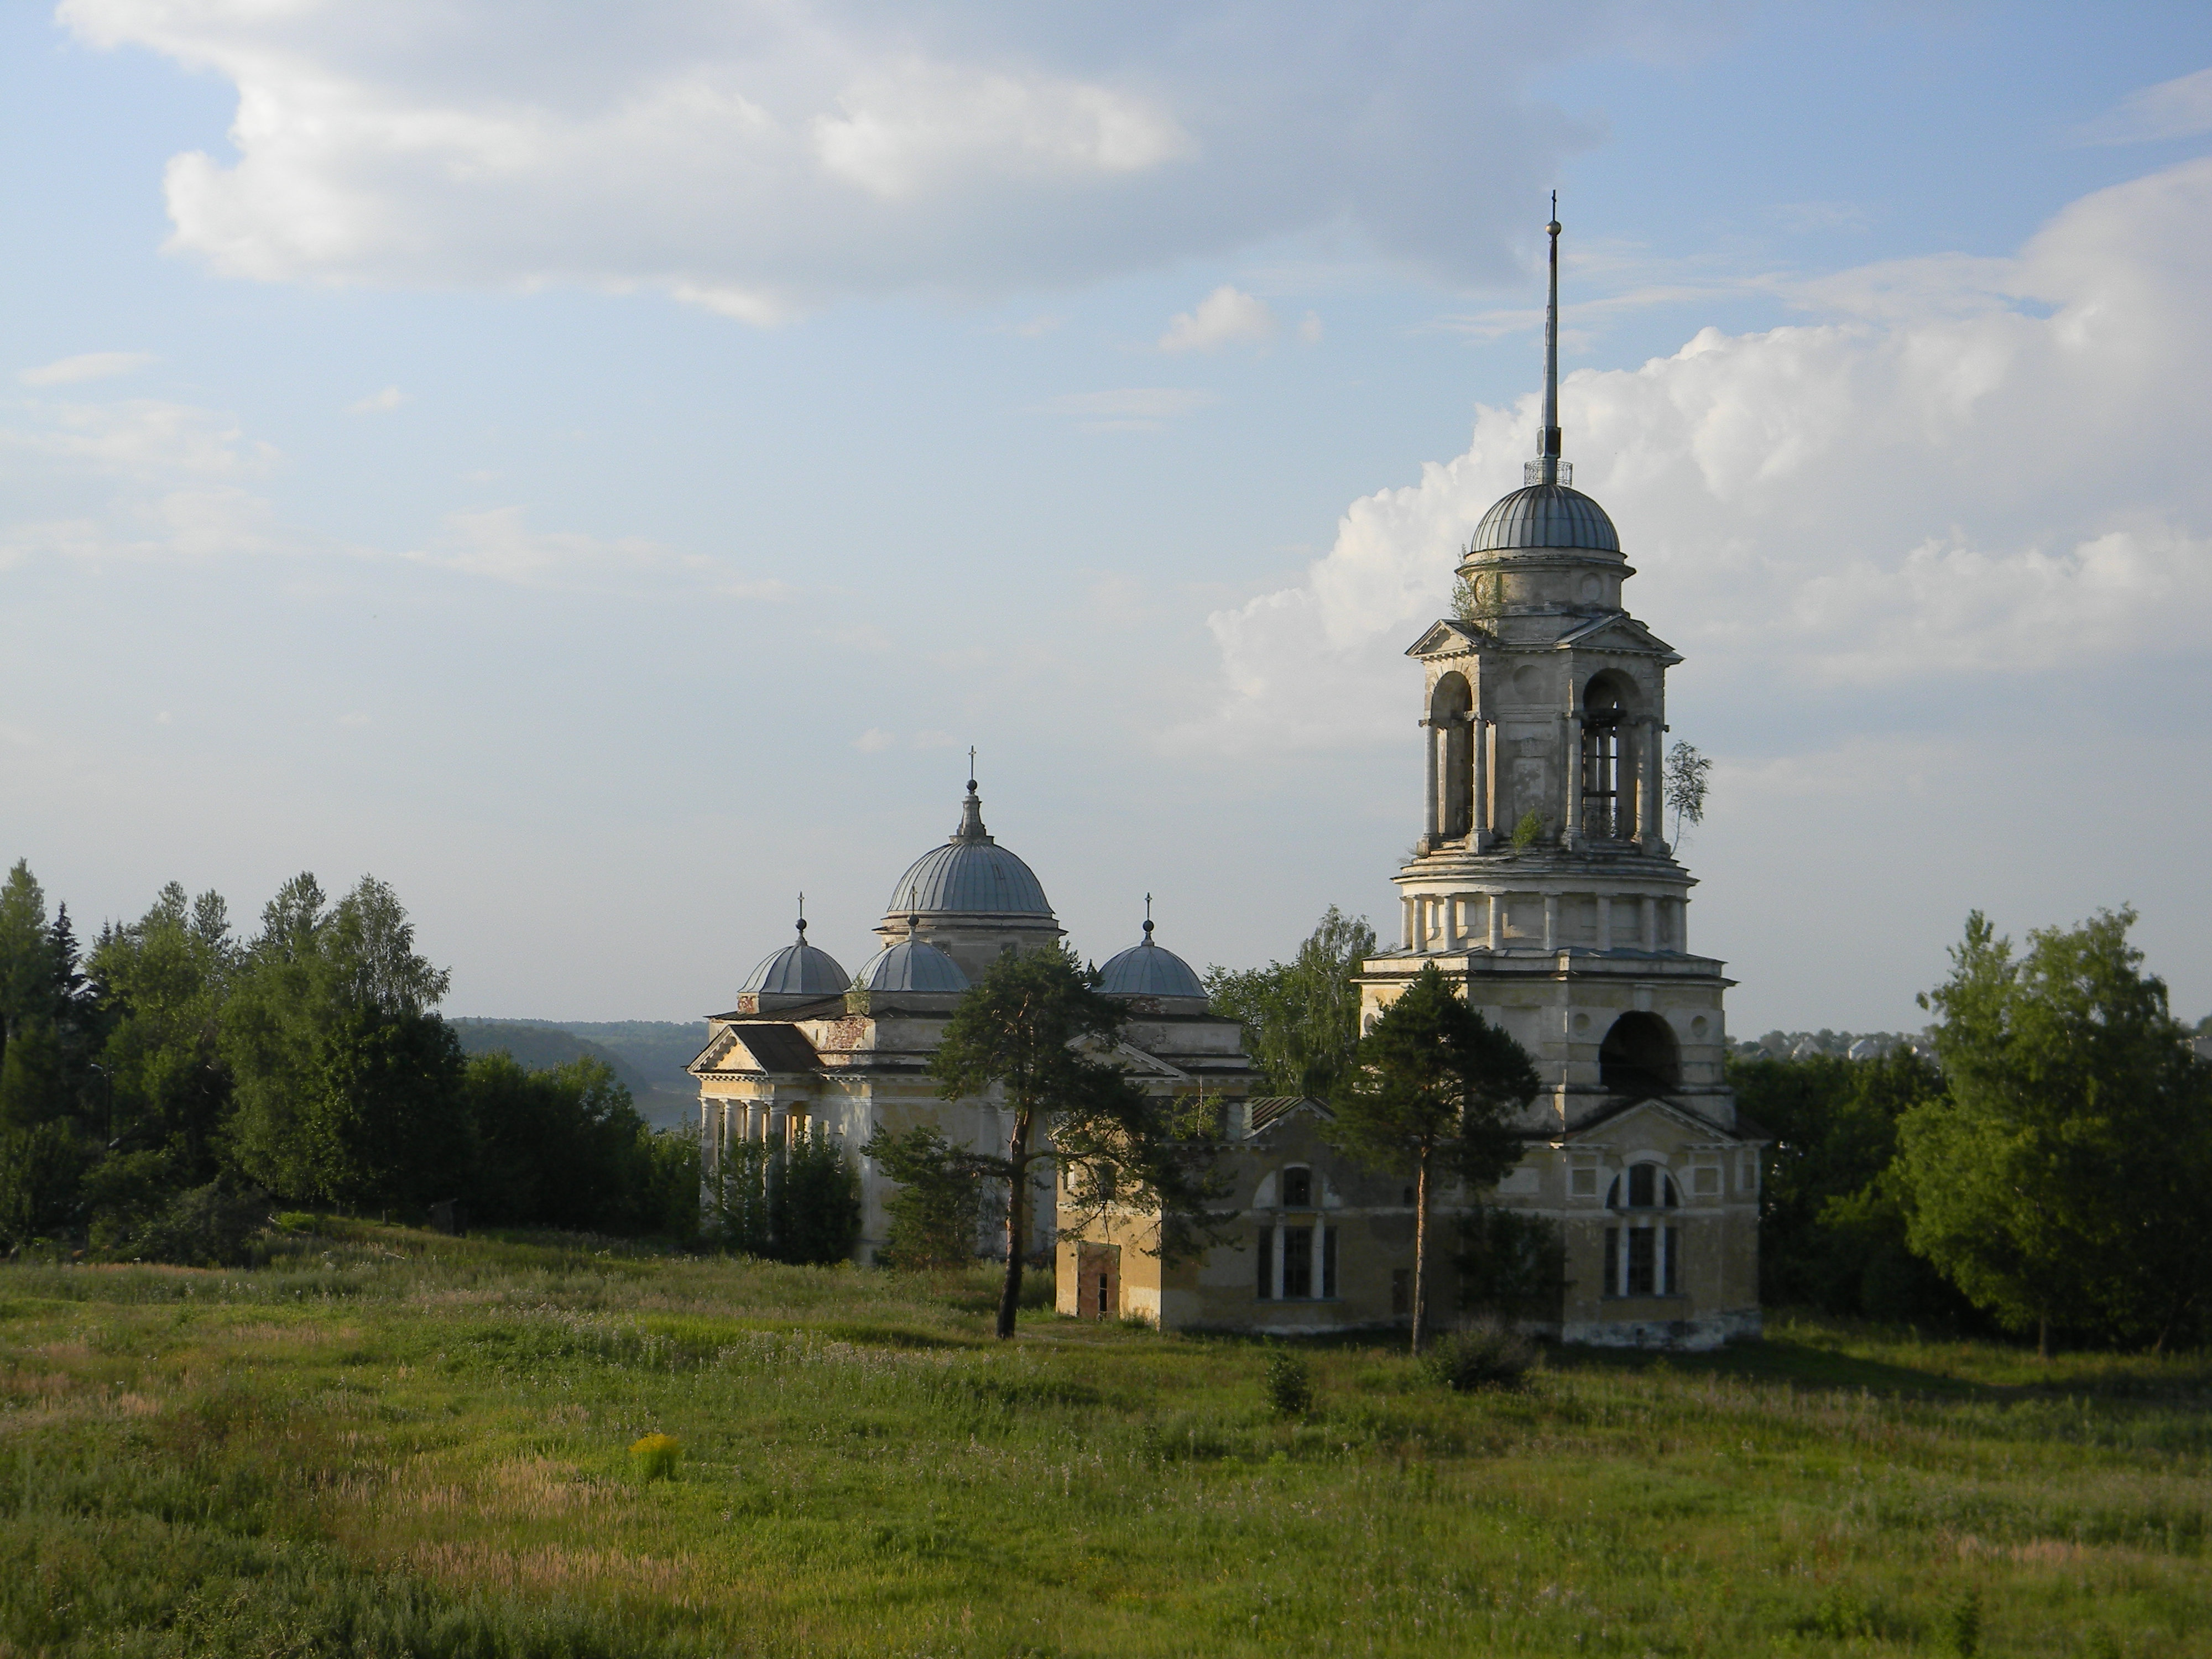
123 1175 271 1267
1422 1321 1537 1391
1263 1348 1313 1417
629 1433 680 1483
863 1123 983 1270
710 1126 862 1265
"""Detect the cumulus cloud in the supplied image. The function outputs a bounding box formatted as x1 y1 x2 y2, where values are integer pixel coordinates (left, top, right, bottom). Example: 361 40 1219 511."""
1158 286 1277 352
1196 157 2212 750
2075 65 2212 146
18 351 154 386
54 0 1632 315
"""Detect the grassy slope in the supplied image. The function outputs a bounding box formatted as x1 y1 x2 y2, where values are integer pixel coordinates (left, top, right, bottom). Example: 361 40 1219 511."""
0 1228 2206 1658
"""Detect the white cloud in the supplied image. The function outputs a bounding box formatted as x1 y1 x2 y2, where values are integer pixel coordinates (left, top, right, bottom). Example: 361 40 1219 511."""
1157 286 1277 353
346 385 408 413
18 351 154 387
1040 387 1219 432
1196 156 2212 749
852 727 893 753
1296 310 1323 345
2075 65 2212 145
55 0 1625 316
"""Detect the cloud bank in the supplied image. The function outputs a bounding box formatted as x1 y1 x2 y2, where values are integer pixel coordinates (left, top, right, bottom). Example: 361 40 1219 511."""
1199 157 2212 750
56 0 1651 316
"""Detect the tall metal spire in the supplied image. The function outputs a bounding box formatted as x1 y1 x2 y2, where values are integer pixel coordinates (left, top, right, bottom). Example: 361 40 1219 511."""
1537 192 1564 486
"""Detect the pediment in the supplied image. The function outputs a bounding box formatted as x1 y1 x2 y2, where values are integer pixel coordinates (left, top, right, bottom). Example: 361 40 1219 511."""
690 1027 745 1074
1243 1095 1335 1139
1405 618 1490 660
1101 1040 1191 1082
1559 1094 1758 1144
1556 613 1679 660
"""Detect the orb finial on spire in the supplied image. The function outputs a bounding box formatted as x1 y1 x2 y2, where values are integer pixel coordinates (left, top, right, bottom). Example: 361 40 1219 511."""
1143 892 1155 942
795 891 807 941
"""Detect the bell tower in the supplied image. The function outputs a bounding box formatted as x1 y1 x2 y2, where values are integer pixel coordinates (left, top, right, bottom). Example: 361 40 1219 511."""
1357 204 1764 1350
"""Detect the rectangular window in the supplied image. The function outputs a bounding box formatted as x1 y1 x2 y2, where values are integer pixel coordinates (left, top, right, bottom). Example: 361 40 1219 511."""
1603 1228 1619 1296
1322 1227 1338 1298
1282 1227 1313 1298
1628 1164 1655 1208
1664 1227 1679 1295
1570 1166 1598 1197
1692 1166 1720 1196
1390 1268 1411 1316
1627 1227 1656 1296
1282 1167 1312 1207
1256 1227 1274 1299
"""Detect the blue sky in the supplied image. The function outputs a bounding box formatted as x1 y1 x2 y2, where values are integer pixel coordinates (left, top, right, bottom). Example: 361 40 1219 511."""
4 1 2210 1032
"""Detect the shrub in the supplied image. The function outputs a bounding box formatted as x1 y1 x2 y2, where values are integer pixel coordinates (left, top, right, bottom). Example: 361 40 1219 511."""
1263 1348 1313 1417
125 1175 271 1267
629 1433 680 1483
1509 810 1544 852
1422 1321 1537 1391
1937 1590 1982 1658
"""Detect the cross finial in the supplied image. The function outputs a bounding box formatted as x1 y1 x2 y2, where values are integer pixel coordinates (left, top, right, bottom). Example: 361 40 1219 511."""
1143 892 1155 941
795 891 807 940
967 745 978 792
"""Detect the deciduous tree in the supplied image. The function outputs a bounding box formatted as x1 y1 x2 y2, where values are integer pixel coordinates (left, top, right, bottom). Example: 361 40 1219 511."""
1329 963 1540 1354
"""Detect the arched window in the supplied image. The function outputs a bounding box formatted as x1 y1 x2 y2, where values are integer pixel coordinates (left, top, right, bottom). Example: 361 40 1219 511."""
1599 1012 1680 1098
1431 673 1473 841
1281 1166 1313 1208
1602 1161 1681 1297
1580 675 1637 840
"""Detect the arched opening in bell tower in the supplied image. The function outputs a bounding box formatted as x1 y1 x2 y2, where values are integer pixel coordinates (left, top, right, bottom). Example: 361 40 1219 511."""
1599 1011 1679 1098
1581 672 1639 842
1430 672 1473 841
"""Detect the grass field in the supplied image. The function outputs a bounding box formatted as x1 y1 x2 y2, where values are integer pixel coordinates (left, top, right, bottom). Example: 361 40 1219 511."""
1 1223 2206 1657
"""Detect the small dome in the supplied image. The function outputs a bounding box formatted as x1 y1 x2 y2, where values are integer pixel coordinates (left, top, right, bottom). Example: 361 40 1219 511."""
854 937 969 994
1099 922 1206 1001
888 784 1053 917
740 931 848 999
1472 483 1620 554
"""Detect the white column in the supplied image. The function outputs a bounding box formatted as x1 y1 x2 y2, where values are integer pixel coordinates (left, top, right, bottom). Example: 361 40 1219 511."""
1642 895 1658 953
745 1100 765 1142
1677 897 1689 954
1401 894 1417 949
1486 892 1504 951
1641 718 1666 850
1561 714 1583 848
1543 893 1559 952
1310 1224 1328 1300
701 1099 719 1179
768 1102 789 1147
1422 719 1439 842
1596 895 1613 952
1472 718 1493 849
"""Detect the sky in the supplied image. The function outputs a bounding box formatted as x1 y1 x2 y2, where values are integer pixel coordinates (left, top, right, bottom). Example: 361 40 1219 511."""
4 1 2210 1035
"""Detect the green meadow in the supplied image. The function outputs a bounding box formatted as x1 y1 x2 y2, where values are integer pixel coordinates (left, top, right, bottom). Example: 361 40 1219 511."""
1 1224 2206 1657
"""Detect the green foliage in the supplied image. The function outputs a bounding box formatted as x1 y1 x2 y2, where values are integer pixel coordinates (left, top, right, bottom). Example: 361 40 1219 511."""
934 944 1220 1337
1331 963 1540 1353
1897 908 2212 1352
1456 1204 1565 1322
1509 808 1543 851
629 1432 681 1482
1262 1347 1313 1416
862 1123 983 1270
1451 570 1500 625
306 1005 468 1210
1421 1321 1538 1391
465 1052 654 1231
1665 739 1712 842
711 1126 862 1266
1938 1589 1984 1657
0 1119 81 1250
1731 1047 1974 1327
1203 906 1375 1100
122 1173 271 1266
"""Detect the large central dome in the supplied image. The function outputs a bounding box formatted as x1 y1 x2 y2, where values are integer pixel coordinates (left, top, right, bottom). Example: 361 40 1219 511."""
886 784 1053 917
1472 482 1620 554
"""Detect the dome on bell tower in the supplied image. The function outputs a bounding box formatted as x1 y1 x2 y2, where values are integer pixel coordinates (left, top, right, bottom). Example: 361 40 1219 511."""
1472 482 1620 554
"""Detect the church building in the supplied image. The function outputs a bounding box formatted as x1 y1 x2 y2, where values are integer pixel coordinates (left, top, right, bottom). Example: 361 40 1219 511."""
696 211 1762 1350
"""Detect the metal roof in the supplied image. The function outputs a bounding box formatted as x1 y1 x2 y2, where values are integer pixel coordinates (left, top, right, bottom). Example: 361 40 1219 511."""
1471 483 1620 554
854 937 971 994
739 940 849 997
887 784 1053 917
727 1024 821 1074
1098 931 1205 999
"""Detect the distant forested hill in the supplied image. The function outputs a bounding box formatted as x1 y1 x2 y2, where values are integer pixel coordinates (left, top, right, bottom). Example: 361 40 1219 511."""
448 1019 707 1129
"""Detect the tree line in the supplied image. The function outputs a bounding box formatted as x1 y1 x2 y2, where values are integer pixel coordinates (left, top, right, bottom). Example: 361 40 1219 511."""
0 860 699 1261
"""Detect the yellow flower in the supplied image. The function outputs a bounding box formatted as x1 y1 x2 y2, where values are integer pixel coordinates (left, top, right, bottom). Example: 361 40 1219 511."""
629 1432 680 1482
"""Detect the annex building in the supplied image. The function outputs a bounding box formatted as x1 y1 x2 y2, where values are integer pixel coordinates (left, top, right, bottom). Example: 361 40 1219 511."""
695 212 1763 1350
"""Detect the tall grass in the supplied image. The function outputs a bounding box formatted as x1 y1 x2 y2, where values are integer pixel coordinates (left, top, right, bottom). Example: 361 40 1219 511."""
1 1220 2206 1655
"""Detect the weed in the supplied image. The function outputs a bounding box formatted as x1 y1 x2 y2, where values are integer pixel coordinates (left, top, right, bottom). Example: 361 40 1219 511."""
1422 1320 1538 1391
1264 1348 1313 1417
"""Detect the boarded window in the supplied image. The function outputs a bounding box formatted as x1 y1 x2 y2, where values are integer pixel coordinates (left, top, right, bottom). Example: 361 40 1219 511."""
1282 1227 1313 1298
1256 1227 1274 1299
1693 1166 1720 1196
1570 1167 1598 1197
